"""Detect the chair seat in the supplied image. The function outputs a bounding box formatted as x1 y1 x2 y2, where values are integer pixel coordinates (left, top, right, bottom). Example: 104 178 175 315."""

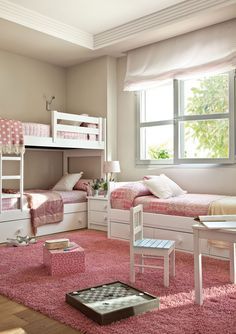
134 239 175 249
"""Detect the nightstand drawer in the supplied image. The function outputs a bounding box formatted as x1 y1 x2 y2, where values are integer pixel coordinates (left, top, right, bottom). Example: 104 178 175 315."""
89 199 107 212
90 211 108 225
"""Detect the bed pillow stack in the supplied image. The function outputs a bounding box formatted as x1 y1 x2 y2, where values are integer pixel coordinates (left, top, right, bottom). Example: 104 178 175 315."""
143 174 186 199
52 172 83 191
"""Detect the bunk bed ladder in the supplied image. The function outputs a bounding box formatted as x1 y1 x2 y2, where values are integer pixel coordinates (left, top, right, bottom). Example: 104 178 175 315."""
0 153 24 213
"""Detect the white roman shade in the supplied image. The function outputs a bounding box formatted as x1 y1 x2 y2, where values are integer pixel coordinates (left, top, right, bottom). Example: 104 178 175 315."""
124 19 236 91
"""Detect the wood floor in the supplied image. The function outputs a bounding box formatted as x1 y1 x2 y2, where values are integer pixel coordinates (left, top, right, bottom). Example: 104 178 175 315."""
0 295 82 334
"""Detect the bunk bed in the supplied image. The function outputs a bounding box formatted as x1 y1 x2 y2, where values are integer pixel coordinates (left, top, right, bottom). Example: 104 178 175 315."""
107 181 233 260
0 111 106 243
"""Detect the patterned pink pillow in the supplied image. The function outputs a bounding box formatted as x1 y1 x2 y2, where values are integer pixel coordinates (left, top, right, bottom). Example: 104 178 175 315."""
111 182 151 209
74 179 92 195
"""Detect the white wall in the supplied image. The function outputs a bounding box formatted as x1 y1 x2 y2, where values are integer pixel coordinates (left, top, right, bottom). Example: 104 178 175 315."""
117 57 236 195
0 49 66 189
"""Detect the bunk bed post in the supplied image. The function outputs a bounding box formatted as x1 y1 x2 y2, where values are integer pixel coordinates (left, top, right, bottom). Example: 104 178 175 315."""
20 152 24 211
63 151 69 175
98 118 103 144
0 154 2 213
51 110 57 142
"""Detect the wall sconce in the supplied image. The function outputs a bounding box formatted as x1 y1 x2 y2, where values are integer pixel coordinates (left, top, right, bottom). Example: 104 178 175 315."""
46 96 55 111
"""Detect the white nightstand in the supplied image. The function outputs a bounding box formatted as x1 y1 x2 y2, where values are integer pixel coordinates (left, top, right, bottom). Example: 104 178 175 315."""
87 196 108 231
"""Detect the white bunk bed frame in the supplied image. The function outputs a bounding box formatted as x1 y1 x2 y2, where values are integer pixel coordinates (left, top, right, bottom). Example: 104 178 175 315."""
0 111 106 243
107 182 230 259
25 110 105 150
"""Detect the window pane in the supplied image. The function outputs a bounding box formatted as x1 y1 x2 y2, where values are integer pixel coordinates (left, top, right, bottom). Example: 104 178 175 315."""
179 119 229 159
141 81 173 122
183 73 229 116
140 125 173 160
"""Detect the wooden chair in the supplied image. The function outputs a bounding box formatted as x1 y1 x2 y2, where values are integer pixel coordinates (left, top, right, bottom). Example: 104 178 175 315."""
130 204 175 287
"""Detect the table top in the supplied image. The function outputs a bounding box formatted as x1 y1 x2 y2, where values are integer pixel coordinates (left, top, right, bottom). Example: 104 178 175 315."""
193 223 236 234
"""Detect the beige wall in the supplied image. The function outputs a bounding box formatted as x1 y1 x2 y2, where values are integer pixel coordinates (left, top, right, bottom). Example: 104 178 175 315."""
66 56 107 117
66 56 118 176
0 50 66 189
117 57 236 195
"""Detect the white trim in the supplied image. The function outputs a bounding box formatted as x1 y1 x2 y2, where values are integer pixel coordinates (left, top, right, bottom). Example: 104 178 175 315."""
0 0 234 50
0 0 93 49
94 0 236 48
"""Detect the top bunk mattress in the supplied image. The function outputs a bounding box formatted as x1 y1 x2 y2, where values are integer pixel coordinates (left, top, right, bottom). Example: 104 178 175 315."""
23 122 96 141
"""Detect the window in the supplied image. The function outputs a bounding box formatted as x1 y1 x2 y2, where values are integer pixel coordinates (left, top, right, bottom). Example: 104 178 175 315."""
137 71 235 165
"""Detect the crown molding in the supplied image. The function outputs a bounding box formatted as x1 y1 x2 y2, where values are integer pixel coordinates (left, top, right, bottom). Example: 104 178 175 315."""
0 0 235 53
94 0 236 48
0 0 93 49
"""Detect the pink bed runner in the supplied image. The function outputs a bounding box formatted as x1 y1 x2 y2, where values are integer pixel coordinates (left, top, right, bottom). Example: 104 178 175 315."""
25 190 64 235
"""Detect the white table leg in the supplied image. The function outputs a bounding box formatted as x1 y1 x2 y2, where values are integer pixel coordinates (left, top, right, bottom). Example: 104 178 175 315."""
229 243 236 284
194 229 203 305
164 254 169 287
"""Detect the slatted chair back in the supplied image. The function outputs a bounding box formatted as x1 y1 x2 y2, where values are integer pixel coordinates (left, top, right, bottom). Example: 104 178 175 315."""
130 204 143 246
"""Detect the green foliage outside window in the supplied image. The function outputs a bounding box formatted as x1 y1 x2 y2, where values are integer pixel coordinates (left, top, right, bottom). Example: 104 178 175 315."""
185 75 229 158
148 74 229 160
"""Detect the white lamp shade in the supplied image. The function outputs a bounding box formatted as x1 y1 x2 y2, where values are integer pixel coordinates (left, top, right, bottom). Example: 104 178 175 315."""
103 161 120 173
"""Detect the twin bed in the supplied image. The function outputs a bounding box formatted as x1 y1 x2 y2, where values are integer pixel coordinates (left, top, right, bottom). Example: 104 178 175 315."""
0 110 105 243
108 181 235 259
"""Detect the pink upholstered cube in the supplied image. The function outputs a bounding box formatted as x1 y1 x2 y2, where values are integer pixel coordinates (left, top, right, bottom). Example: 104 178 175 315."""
43 243 85 276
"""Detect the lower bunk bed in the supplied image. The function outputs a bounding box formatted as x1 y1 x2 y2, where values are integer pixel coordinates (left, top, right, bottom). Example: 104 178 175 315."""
108 181 235 260
0 190 88 243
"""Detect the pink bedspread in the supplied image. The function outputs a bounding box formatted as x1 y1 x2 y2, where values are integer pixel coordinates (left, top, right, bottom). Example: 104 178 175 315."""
25 190 64 234
133 194 224 217
1 190 87 212
0 119 24 154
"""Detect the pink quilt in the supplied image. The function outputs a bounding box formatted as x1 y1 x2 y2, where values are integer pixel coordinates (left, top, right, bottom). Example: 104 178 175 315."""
0 119 24 154
134 194 224 217
110 183 225 217
25 190 64 235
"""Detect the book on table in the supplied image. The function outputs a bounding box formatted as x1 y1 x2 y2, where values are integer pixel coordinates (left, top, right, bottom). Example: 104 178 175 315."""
194 215 236 229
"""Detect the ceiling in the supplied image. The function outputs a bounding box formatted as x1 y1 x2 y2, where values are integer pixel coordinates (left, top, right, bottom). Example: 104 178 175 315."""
0 0 236 67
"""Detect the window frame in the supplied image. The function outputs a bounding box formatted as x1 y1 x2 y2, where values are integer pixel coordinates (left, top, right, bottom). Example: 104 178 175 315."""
136 70 236 166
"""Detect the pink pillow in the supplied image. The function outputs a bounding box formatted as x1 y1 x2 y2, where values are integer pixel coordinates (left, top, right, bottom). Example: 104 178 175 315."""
74 179 92 195
111 182 151 209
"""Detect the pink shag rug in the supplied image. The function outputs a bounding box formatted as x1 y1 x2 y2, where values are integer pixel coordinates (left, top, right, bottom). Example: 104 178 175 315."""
0 230 235 334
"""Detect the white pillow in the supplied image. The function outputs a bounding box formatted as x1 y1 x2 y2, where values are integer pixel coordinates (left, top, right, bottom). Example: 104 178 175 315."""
160 174 187 197
53 172 83 191
143 177 172 199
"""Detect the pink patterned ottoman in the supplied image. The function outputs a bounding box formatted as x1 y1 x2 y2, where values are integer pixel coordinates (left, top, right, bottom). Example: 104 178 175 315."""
43 243 85 276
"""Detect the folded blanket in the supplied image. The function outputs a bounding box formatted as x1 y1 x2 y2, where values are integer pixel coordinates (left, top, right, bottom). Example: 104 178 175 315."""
25 190 64 235
0 118 25 154
207 197 236 249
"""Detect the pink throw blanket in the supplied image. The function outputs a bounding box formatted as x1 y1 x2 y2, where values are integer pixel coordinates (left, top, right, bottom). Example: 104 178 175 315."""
0 118 24 154
25 190 64 235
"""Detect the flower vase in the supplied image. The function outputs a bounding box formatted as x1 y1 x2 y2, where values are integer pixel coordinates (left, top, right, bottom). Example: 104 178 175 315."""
94 190 99 196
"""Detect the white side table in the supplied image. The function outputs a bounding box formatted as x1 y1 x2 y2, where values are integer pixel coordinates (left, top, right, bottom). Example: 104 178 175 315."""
193 224 236 305
87 196 108 231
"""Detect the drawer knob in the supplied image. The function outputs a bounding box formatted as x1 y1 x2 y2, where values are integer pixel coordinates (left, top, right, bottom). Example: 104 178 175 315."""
104 205 107 210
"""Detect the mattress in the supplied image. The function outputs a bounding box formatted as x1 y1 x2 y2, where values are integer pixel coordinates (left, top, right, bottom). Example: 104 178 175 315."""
112 193 225 217
23 122 96 140
1 190 87 212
